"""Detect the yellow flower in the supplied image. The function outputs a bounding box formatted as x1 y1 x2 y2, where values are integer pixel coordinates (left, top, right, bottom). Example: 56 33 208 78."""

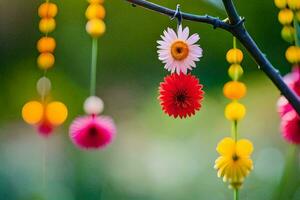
214 137 254 188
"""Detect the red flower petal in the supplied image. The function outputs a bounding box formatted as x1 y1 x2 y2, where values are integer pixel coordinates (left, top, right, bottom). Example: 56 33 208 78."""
158 73 204 118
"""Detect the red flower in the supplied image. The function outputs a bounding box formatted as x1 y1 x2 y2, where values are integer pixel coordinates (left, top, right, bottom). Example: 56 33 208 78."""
159 73 204 118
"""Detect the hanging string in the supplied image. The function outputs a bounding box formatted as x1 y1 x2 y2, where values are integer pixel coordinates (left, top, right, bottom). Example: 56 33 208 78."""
233 36 237 49
90 38 98 96
42 139 48 197
171 4 182 29
294 17 300 47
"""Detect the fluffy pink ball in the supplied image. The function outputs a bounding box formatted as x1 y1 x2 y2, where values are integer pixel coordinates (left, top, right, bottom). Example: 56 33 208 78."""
69 115 116 150
281 110 300 144
277 66 300 144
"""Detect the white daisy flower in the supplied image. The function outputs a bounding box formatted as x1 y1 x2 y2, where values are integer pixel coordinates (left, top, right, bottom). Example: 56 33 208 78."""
157 25 203 74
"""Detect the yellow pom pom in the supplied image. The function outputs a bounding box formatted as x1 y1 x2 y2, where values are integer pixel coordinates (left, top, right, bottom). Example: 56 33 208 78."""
39 18 56 34
285 46 300 64
45 102 68 126
278 9 294 25
223 81 247 100
86 19 106 37
85 4 106 20
37 53 55 70
274 0 287 8
225 102 246 121
228 64 244 80
226 49 243 64
22 101 44 125
281 26 295 43
287 0 300 10
88 0 104 4
37 37 56 53
38 2 58 18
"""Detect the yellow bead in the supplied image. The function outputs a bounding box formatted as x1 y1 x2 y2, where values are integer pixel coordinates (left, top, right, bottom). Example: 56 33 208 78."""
37 53 55 70
287 0 300 10
285 46 300 63
38 3 58 18
88 0 104 3
278 9 294 25
226 49 243 64
45 102 68 126
85 4 106 20
39 18 56 33
37 37 56 53
223 81 247 100
225 102 246 121
86 19 106 37
22 101 44 125
274 0 287 8
281 26 295 43
228 64 244 80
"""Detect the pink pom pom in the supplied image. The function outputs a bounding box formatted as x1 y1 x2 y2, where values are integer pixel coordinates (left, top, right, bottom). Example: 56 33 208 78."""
69 115 116 150
281 110 300 144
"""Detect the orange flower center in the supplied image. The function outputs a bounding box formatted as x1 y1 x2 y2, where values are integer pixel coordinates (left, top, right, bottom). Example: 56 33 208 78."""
171 40 189 61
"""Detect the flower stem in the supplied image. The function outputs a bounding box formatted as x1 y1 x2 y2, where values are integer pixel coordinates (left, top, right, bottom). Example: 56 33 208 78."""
294 17 300 47
234 188 239 200
90 38 98 96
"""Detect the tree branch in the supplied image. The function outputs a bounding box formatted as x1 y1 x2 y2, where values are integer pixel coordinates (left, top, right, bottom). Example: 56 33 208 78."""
124 0 300 115
126 0 232 31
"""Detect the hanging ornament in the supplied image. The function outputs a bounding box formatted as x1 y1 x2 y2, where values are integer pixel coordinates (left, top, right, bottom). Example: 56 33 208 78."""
69 0 116 150
156 5 204 118
214 37 254 192
22 1 68 137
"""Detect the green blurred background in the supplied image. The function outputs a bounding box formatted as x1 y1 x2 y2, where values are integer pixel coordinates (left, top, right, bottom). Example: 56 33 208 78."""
0 0 299 199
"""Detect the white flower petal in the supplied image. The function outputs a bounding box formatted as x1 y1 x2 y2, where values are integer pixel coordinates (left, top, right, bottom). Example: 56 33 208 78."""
167 28 178 40
177 25 183 39
181 26 190 41
187 33 200 45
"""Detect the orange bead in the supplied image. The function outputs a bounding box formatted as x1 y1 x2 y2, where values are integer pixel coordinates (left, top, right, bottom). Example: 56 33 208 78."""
37 53 55 70
225 102 246 121
39 18 56 33
88 0 104 3
226 49 244 64
274 0 287 8
285 46 300 63
45 102 68 126
223 81 247 100
22 101 44 125
38 2 58 18
37 37 56 53
287 0 300 10
86 19 106 37
85 4 106 20
278 9 294 25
